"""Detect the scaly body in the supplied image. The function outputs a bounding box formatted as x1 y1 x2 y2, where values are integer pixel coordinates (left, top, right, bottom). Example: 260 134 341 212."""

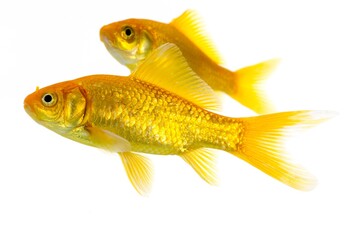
100 10 279 114
79 75 241 155
103 20 235 94
24 44 332 195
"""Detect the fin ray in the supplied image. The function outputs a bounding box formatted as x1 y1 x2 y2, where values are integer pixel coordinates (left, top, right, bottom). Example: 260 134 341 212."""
233 59 280 114
180 148 217 185
86 126 131 152
132 43 221 111
119 152 153 195
232 110 335 191
170 10 222 64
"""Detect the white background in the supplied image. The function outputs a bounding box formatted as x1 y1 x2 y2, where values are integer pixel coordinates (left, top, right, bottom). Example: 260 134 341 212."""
1 0 359 239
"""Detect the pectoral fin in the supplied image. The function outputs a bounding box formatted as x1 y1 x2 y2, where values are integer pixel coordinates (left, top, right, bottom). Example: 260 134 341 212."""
86 126 131 152
118 152 153 195
180 148 217 185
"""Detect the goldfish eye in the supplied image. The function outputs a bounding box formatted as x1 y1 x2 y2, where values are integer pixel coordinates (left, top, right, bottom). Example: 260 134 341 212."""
121 26 135 41
41 93 57 107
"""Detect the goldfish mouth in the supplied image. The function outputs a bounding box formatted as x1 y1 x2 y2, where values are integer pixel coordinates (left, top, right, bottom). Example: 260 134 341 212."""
24 102 31 114
100 34 111 45
102 38 138 66
24 101 36 120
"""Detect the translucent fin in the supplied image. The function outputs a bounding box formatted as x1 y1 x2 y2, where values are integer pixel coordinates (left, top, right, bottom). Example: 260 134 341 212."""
233 58 280 114
132 43 221 111
118 152 153 195
180 148 217 185
232 110 335 191
170 10 222 64
87 126 131 152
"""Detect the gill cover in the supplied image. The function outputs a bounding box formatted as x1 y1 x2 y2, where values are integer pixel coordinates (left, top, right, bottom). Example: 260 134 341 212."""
122 29 153 71
63 87 87 127
136 31 153 61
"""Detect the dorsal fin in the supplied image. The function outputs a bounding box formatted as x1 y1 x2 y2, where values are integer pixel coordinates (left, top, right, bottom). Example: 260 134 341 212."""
170 10 222 64
132 43 221 111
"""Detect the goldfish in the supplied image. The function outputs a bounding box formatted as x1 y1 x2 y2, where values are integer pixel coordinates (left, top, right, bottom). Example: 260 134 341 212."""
100 10 279 114
24 44 331 195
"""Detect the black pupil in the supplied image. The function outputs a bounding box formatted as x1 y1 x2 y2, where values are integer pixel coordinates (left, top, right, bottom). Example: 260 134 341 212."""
125 28 132 36
44 94 52 103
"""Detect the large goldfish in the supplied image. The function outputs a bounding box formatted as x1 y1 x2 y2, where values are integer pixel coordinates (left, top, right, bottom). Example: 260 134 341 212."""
100 10 278 114
24 44 331 195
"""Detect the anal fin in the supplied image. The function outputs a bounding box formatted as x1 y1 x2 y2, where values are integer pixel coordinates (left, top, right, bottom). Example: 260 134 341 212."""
179 148 217 185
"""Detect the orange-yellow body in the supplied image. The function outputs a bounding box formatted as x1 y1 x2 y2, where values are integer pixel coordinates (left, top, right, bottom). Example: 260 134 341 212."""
24 44 331 195
86 78 243 154
25 75 241 154
100 10 278 114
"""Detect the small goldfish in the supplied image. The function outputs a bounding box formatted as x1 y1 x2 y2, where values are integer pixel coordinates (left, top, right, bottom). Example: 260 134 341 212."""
100 10 279 114
25 44 330 195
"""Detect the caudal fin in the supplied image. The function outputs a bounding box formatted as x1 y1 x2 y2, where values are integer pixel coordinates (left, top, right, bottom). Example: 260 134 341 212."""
231 110 335 191
233 59 279 114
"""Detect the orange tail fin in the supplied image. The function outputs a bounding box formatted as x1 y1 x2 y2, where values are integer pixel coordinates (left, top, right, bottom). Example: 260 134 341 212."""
231 110 335 191
233 59 280 114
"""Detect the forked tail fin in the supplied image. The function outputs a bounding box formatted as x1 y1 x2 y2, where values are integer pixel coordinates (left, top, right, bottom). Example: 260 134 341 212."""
233 59 280 114
231 110 335 191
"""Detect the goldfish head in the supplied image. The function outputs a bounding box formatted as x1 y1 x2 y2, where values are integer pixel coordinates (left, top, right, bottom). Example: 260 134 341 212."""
24 81 87 137
100 19 158 71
